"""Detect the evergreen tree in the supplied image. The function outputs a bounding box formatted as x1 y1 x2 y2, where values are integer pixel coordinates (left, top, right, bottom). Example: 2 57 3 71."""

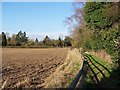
2 32 7 46
43 35 51 45
58 37 62 47
35 38 39 42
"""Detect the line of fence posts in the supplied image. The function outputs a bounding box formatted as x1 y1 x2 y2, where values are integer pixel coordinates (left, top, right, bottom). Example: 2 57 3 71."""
69 53 112 89
69 56 88 89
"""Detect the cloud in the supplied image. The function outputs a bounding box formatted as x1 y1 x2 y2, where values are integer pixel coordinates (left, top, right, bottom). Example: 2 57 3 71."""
27 32 68 41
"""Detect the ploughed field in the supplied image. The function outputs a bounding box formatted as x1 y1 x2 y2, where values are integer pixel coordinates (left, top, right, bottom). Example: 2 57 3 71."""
2 48 69 88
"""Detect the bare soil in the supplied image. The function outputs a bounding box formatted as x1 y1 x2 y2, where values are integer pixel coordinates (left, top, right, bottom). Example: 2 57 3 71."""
2 48 69 88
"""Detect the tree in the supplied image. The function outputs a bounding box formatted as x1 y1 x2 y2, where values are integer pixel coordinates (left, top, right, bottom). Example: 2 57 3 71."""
65 2 85 30
58 37 62 47
84 2 119 30
43 35 51 46
84 2 120 67
0 34 2 46
16 31 28 46
16 31 22 46
65 2 88 48
64 36 72 46
35 38 39 42
27 39 35 46
34 38 40 46
2 32 7 46
7 37 11 46
52 39 59 47
10 34 17 46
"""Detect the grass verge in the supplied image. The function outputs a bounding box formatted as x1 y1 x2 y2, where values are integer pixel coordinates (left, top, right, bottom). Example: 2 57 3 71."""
43 49 82 88
84 53 114 88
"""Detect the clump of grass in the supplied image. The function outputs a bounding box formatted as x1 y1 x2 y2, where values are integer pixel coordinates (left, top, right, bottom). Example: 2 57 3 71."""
44 49 82 88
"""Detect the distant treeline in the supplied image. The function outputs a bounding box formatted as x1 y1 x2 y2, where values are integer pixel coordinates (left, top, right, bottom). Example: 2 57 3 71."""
0 31 72 48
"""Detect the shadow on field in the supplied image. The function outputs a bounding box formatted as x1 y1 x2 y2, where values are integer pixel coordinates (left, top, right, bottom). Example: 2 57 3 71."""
98 68 120 88
84 54 120 89
85 67 120 89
